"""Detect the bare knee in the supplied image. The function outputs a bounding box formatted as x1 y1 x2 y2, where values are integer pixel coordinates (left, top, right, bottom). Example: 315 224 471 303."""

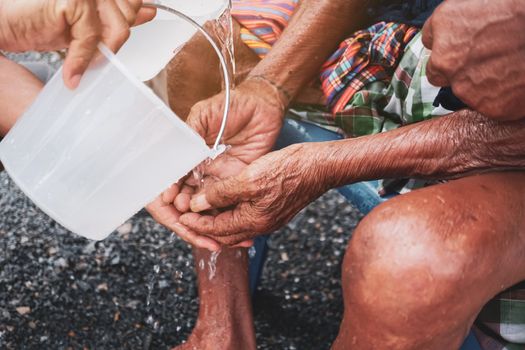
342 192 478 330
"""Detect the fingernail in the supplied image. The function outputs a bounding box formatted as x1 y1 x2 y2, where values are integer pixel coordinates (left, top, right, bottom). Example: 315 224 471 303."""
190 194 212 212
172 223 186 233
196 238 220 252
69 74 82 89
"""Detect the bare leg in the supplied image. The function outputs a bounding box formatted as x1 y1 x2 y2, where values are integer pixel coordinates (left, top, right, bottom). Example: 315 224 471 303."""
334 172 525 349
174 247 256 350
164 19 258 350
164 19 325 349
0 55 43 136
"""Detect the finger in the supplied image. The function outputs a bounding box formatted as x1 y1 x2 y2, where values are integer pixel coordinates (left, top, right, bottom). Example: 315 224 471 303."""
172 223 221 252
146 197 181 226
185 176 199 187
62 0 102 89
186 99 221 144
204 154 248 179
133 0 157 26
213 233 257 246
180 203 254 236
115 0 140 25
190 176 249 212
421 15 434 49
426 55 450 87
175 193 191 213
135 7 157 25
233 240 254 248
181 185 195 194
162 183 180 205
96 0 131 52
147 199 221 251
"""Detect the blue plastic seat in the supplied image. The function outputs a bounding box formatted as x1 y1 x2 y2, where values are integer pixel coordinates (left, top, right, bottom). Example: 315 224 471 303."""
248 118 482 350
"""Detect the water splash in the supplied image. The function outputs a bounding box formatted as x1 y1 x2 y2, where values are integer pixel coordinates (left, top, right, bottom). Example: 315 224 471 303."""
212 0 236 88
208 250 221 280
192 164 205 189
146 264 160 308
248 246 257 259
145 315 159 331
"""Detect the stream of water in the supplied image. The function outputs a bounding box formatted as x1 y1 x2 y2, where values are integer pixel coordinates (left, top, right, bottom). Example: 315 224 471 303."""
143 1 236 342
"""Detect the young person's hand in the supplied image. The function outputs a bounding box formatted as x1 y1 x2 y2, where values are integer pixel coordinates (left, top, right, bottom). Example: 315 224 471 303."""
0 0 156 89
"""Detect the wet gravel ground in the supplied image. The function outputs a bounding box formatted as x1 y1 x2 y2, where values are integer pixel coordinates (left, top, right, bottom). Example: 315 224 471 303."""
0 52 364 349
0 171 362 350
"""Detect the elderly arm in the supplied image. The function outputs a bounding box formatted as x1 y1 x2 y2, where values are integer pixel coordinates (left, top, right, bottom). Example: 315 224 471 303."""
322 110 525 187
178 0 373 176
247 0 371 105
181 110 525 244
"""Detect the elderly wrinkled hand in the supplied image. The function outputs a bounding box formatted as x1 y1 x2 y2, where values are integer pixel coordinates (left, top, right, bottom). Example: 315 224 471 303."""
0 0 156 89
175 143 329 246
422 0 525 120
186 78 286 169
147 78 286 250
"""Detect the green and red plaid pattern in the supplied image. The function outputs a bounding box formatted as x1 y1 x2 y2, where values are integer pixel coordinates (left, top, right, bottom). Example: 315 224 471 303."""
320 22 418 113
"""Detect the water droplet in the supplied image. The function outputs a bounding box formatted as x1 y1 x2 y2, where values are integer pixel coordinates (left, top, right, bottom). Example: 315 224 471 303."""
146 315 154 325
208 250 221 280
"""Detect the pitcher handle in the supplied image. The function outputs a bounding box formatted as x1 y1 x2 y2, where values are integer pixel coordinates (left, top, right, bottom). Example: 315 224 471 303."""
142 2 231 152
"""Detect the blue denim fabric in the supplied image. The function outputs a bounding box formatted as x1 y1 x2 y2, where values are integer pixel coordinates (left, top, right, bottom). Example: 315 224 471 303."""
370 0 444 28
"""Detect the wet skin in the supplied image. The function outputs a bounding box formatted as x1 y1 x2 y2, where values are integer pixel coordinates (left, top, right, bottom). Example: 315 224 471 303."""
153 1 369 347
6 52 525 349
147 1 525 349
335 172 525 349
4 28 525 350
176 247 256 350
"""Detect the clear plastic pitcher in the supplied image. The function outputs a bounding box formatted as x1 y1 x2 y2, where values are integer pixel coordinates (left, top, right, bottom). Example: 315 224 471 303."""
0 3 231 241
118 0 231 81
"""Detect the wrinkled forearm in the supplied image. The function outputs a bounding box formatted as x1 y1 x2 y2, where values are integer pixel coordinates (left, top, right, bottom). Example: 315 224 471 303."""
248 0 370 106
310 110 525 188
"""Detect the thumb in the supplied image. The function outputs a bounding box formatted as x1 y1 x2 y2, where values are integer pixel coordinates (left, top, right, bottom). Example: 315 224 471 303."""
61 0 102 89
421 16 434 50
426 55 450 87
190 175 249 212
187 95 226 144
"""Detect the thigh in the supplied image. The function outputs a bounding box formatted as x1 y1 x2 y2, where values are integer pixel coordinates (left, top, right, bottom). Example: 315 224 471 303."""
337 171 525 349
382 171 525 298
360 171 525 318
0 55 43 136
